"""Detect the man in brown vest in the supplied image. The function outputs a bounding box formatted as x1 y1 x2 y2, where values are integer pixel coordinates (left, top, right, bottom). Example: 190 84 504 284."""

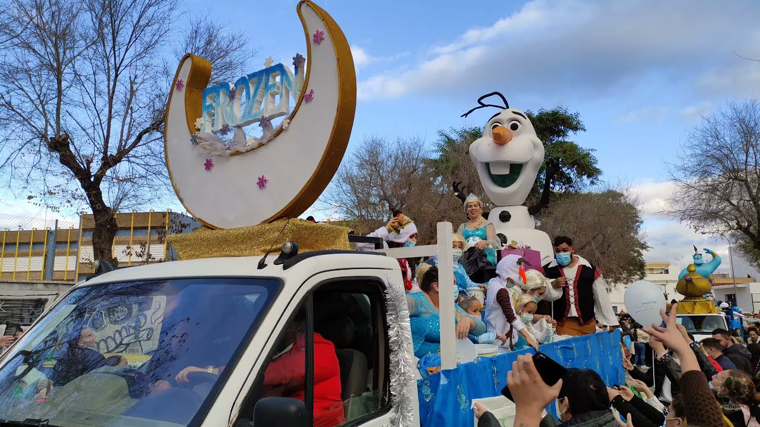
540 236 618 336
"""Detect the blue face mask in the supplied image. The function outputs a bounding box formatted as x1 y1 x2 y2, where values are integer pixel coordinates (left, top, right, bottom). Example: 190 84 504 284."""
403 240 416 248
556 252 572 267
532 295 541 304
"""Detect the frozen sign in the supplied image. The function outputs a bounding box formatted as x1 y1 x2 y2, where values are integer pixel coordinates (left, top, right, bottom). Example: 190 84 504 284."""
163 1 357 229
199 57 305 134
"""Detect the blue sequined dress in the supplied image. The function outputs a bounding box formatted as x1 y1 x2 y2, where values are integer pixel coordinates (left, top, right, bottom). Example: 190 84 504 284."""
461 225 496 265
407 292 486 358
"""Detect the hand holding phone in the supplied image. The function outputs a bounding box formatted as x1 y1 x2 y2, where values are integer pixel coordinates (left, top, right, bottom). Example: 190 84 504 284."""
500 354 564 424
501 351 566 402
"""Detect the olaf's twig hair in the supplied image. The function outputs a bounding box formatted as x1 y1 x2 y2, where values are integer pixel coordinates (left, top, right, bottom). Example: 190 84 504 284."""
461 92 509 118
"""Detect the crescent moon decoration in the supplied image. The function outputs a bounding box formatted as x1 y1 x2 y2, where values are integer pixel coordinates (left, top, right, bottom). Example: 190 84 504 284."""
164 0 356 229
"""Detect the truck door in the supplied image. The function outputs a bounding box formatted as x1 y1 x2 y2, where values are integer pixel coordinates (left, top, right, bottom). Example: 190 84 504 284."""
235 272 399 427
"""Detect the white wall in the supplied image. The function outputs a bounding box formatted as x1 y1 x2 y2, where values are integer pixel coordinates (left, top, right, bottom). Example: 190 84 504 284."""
608 266 680 313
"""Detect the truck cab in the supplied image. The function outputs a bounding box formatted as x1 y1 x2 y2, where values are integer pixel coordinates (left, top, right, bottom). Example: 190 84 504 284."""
0 246 421 427
676 313 729 342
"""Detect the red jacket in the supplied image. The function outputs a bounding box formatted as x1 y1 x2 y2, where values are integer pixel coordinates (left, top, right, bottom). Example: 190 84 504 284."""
264 333 344 427
707 355 724 373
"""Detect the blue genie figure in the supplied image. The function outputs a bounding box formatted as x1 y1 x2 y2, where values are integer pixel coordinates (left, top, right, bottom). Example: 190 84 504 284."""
678 245 721 280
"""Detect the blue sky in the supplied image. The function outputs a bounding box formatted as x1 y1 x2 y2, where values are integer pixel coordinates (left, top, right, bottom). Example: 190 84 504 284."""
3 0 760 272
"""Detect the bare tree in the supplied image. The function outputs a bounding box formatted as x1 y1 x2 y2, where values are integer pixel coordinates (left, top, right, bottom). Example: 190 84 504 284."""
326 136 465 242
667 99 760 266
537 189 649 284
175 15 259 85
0 0 255 264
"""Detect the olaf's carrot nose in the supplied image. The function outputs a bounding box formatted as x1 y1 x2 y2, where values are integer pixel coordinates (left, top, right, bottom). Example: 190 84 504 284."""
492 125 513 145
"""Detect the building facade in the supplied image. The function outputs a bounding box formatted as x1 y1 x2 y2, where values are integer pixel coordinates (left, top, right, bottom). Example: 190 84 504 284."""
609 262 760 314
0 211 201 334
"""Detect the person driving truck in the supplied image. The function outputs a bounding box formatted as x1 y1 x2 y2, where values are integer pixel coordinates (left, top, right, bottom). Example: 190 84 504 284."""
261 311 344 427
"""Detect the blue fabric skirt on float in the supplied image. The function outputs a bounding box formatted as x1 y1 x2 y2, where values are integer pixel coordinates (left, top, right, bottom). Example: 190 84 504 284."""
416 330 625 427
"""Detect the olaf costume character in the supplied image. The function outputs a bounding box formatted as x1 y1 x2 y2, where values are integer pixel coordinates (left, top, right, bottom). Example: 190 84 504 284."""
463 93 554 266
485 254 539 350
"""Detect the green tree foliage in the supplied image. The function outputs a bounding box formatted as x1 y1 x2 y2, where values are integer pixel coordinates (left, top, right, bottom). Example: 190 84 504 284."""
537 190 648 283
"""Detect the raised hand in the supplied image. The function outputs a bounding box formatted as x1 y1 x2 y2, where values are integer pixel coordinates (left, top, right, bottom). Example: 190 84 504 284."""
616 385 635 401
509 355 564 426
615 413 634 427
473 402 487 420
644 304 699 372
629 379 654 398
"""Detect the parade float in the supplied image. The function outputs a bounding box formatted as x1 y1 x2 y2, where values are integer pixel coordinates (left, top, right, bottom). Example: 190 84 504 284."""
162 1 624 425
0 2 621 427
675 247 722 314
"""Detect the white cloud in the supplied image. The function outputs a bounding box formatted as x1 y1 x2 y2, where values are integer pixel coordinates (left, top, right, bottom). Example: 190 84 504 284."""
696 63 760 97
630 180 677 216
615 106 670 124
358 0 760 102
351 46 371 69
680 102 713 122
351 45 410 76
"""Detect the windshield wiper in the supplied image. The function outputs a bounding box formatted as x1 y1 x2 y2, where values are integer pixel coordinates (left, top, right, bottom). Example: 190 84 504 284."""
0 419 60 427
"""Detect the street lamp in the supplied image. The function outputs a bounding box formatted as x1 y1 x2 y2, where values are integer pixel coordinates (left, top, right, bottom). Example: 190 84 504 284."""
662 243 670 296
727 237 739 307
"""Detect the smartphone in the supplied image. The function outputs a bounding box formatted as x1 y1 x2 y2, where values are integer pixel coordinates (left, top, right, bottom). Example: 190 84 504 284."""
501 351 567 402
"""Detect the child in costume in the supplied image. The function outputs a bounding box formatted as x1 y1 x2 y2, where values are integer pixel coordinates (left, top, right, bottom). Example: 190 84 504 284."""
513 294 553 350
484 254 539 350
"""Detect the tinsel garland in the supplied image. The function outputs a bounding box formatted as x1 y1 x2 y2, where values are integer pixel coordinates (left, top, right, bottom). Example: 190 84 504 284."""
384 273 416 426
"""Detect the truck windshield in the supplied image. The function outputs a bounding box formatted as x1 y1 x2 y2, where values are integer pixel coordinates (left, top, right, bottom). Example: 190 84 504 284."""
677 315 728 334
0 277 278 426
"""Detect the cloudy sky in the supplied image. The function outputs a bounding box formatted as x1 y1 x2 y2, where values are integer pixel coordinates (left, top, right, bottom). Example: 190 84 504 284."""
2 0 760 273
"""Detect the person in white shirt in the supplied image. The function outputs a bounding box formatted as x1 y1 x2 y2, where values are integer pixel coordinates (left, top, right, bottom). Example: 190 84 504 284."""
539 236 618 336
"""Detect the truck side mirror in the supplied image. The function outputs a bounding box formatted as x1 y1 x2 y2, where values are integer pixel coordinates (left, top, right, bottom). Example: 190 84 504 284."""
253 397 308 427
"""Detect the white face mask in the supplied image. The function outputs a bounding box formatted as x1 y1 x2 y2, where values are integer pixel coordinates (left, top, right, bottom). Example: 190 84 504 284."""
521 313 534 324
452 249 463 262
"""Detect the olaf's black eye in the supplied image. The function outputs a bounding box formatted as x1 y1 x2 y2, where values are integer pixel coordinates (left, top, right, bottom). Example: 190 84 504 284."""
509 121 520 132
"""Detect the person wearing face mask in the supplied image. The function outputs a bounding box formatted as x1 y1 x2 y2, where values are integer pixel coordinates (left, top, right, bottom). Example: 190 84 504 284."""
484 255 539 351
540 236 618 336
513 294 553 350
432 234 486 298
407 264 486 358
520 269 557 326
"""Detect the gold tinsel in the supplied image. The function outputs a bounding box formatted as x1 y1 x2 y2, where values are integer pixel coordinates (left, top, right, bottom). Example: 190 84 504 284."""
167 219 351 260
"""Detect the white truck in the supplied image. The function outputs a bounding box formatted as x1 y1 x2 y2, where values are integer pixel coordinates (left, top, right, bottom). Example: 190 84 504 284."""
0 224 465 427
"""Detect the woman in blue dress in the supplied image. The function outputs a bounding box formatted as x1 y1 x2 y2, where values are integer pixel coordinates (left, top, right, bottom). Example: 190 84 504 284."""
457 194 498 265
407 264 486 358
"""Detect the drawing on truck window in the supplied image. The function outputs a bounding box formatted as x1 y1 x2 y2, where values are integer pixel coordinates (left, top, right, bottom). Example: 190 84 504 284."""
0 278 278 427
239 282 390 427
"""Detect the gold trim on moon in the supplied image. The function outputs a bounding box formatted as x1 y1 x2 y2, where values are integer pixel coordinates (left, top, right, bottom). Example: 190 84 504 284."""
163 0 356 229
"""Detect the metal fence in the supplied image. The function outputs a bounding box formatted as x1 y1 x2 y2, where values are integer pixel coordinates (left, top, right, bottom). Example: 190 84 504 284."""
0 210 187 282
0 214 79 282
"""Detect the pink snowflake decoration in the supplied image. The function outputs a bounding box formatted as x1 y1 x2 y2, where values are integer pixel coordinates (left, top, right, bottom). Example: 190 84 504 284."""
312 30 324 45
304 89 315 103
204 158 214 171
257 175 268 190
175 79 184 91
